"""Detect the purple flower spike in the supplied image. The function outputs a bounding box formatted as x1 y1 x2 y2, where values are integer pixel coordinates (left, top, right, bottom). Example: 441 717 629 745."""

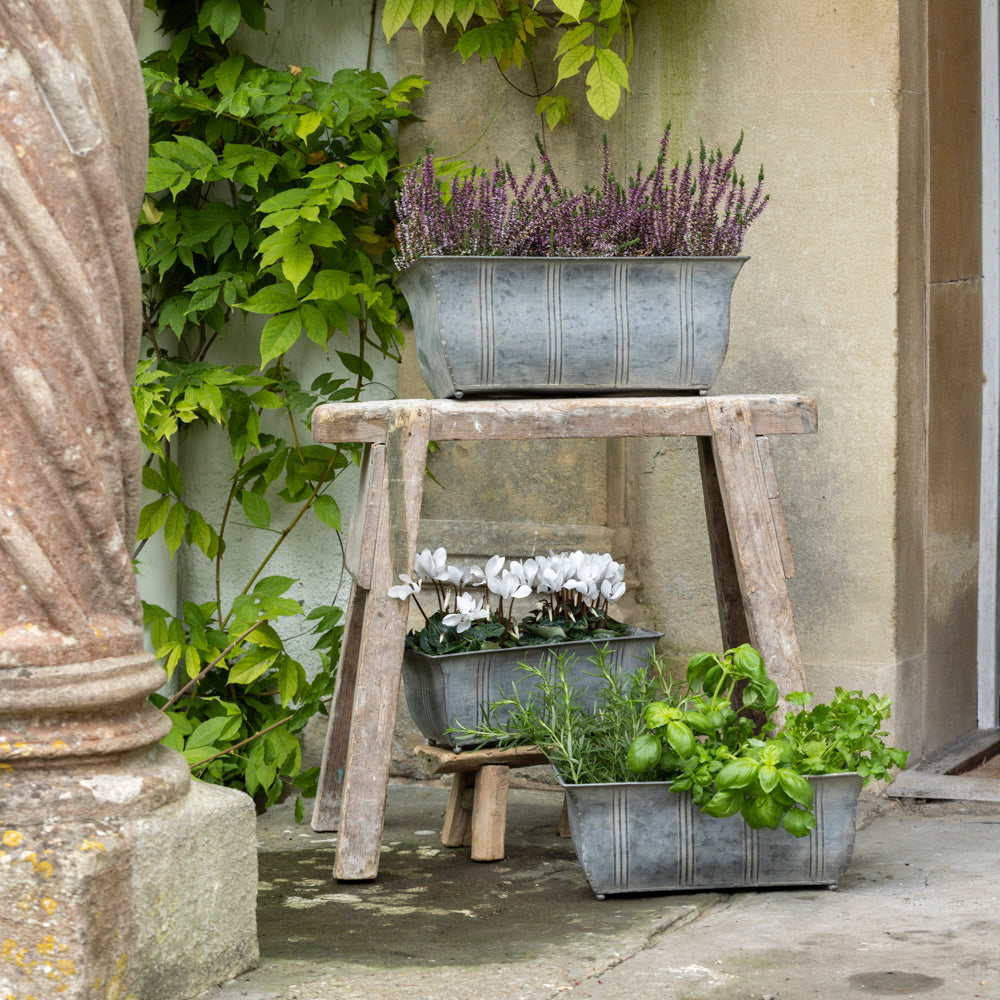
392 130 768 270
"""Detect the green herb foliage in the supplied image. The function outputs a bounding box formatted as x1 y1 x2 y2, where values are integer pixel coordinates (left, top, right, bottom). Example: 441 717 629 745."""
448 649 671 784
458 643 909 837
135 0 423 813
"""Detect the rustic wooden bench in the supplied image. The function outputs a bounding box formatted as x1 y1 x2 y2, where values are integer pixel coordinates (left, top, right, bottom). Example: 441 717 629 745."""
308 395 815 880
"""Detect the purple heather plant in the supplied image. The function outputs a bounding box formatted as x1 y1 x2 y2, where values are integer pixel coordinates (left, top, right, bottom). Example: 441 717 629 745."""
393 127 769 270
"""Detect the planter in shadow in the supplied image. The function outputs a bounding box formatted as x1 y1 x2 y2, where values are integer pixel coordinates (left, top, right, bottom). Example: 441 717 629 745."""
397 256 747 398
558 771 864 898
402 627 662 749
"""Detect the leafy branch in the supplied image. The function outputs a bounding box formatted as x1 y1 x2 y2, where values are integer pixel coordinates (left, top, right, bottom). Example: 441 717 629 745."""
382 0 635 125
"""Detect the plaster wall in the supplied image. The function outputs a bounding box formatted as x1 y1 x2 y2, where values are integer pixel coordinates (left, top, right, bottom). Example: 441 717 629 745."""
622 2 903 699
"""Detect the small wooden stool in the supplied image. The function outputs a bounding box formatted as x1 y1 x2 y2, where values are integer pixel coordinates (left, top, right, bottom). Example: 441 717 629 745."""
415 744 570 861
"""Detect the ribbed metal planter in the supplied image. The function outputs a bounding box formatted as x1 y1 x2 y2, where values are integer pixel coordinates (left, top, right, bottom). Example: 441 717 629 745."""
396 256 747 398
402 627 662 750
558 772 863 898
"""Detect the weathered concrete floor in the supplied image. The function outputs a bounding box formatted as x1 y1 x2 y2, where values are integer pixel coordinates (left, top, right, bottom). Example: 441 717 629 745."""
198 781 1000 1000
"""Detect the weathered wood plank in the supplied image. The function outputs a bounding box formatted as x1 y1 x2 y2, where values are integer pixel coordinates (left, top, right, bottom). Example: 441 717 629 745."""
886 771 1000 802
755 436 795 579
334 405 431 880
698 436 752 652
707 398 806 701
312 396 818 445
310 582 366 832
343 443 385 588
416 744 548 774
912 728 1000 775
470 765 509 862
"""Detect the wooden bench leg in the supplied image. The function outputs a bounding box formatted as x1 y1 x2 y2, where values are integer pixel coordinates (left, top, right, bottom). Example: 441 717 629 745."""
333 407 430 880
470 765 509 862
704 398 806 702
441 771 474 848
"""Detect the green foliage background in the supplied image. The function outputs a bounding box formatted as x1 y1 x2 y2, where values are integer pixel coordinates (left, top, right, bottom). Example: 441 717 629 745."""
135 0 423 813
135 0 635 814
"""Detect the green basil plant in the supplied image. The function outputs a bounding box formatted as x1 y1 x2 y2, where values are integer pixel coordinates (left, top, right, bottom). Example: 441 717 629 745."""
454 643 909 838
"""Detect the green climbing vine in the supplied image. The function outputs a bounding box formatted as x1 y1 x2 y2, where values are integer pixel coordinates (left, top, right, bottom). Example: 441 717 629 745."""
382 0 635 126
135 0 423 812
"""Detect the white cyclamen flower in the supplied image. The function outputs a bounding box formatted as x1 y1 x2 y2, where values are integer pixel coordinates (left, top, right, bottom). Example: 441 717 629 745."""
442 593 490 633
387 574 421 601
413 546 450 582
487 565 533 602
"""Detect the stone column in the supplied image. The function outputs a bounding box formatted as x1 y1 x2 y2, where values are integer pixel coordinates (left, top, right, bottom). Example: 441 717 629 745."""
0 3 258 997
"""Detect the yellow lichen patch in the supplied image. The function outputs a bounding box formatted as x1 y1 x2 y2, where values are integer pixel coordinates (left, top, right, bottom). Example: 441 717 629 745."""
36 936 55 956
51 741 68 751
77 839 106 853
2 831 22 847
19 853 54 879
0 763 12 771
41 898 58 914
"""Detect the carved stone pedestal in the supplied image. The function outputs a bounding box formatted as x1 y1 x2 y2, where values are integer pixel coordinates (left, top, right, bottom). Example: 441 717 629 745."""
0 3 260 996
1 745 258 1000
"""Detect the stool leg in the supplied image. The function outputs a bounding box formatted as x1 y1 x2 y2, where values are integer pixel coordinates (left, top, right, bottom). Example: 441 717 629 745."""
556 794 571 838
470 765 509 862
441 771 474 848
705 398 806 702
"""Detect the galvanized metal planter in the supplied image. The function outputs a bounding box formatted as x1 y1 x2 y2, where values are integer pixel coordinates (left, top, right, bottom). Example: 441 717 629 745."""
402 627 662 750
396 256 748 398
558 772 864 898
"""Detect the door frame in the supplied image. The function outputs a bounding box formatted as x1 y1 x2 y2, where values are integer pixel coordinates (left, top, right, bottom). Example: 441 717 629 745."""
978 0 1000 729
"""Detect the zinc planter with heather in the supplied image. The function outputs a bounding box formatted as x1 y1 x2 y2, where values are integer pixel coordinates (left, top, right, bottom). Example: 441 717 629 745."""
396 256 747 399
402 627 662 750
558 772 864 899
